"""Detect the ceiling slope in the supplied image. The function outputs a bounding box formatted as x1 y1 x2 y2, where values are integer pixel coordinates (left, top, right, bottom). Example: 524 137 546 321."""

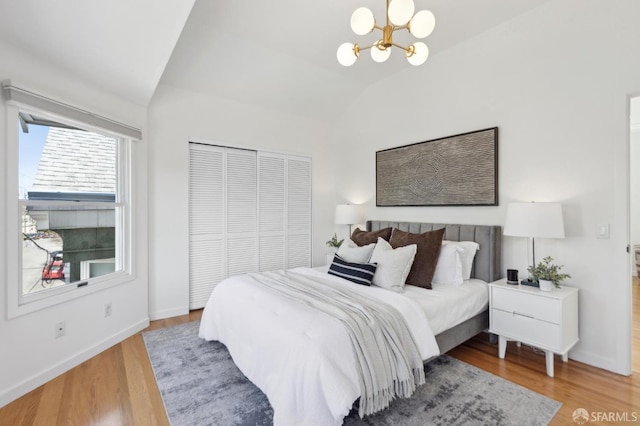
0 0 196 106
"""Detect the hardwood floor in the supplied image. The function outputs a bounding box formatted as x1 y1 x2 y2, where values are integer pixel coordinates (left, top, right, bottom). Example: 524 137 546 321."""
1 283 638 426
0 310 202 426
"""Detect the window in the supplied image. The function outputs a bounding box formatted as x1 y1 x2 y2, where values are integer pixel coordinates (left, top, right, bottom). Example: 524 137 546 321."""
5 87 136 317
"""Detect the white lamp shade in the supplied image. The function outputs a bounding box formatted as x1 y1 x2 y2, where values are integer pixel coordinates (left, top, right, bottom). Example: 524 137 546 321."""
409 10 436 38
503 202 565 238
371 42 391 62
335 204 364 225
388 0 415 26
337 43 358 66
351 7 375 35
406 42 429 66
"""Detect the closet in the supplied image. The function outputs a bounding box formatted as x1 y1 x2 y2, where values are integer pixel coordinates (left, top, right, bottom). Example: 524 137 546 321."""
188 143 311 309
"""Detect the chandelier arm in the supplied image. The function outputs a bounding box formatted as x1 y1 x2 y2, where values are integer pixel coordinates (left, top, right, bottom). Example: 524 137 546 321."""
358 44 375 52
391 42 410 51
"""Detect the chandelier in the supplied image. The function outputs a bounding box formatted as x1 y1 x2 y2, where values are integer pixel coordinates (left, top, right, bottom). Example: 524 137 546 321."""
337 0 436 67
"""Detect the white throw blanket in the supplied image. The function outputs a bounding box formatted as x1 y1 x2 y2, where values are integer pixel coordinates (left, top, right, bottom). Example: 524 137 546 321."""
199 267 440 425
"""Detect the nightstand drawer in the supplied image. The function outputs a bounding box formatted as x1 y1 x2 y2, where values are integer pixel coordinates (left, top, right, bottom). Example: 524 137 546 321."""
492 287 560 324
491 308 561 349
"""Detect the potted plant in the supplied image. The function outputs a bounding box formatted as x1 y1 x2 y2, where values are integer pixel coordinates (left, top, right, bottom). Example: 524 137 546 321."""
326 233 343 250
527 256 571 291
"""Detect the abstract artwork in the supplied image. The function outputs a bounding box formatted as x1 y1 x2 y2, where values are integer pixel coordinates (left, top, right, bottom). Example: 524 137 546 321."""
376 127 498 206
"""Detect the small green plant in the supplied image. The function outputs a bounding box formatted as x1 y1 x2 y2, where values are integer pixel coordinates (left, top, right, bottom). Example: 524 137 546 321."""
325 233 343 248
527 256 571 288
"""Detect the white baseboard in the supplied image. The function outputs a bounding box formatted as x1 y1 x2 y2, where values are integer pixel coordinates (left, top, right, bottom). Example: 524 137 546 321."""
149 306 189 321
569 348 630 376
0 318 149 408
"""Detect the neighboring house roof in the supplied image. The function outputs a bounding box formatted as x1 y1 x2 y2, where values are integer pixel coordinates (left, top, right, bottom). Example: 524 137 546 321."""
31 127 116 194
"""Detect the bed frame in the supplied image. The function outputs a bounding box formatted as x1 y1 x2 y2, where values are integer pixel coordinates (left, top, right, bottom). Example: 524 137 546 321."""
366 220 502 354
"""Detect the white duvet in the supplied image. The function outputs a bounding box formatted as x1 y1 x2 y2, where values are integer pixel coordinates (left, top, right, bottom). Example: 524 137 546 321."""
198 267 440 426
406 279 489 335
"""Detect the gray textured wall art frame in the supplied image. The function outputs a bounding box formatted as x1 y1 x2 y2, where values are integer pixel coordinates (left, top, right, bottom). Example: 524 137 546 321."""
376 127 498 206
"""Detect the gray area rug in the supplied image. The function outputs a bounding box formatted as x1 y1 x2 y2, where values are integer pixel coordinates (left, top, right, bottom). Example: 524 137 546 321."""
143 321 561 426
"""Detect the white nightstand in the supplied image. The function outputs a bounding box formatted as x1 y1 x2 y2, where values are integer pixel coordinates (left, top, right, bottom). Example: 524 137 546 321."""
488 278 579 377
326 253 335 266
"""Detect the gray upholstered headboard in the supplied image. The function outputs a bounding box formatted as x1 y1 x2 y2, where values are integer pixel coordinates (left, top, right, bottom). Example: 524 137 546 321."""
366 221 502 283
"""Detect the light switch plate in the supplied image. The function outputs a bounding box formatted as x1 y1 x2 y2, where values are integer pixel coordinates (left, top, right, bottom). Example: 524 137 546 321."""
597 224 610 239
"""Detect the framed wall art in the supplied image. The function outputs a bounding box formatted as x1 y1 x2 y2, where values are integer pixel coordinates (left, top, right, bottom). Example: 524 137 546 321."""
376 127 498 206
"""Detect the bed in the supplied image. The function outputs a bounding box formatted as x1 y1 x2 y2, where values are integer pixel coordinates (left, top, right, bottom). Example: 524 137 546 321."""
199 220 502 425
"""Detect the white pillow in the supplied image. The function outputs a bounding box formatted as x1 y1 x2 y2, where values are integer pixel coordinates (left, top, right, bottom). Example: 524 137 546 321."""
432 244 465 285
336 238 375 263
443 240 480 280
369 237 417 292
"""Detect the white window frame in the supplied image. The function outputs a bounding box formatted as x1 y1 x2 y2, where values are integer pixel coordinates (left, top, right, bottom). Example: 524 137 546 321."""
5 102 134 318
80 258 117 280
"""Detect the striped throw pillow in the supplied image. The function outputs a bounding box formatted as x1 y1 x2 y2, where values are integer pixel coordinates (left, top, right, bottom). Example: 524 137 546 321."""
328 254 377 286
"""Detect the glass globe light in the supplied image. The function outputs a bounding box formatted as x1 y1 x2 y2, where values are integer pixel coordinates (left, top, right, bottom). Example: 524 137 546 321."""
371 42 391 63
337 43 359 66
409 10 436 38
388 0 415 26
406 42 429 66
350 7 375 35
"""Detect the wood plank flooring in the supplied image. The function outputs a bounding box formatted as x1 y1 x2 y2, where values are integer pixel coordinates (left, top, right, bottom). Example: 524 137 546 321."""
1 281 638 426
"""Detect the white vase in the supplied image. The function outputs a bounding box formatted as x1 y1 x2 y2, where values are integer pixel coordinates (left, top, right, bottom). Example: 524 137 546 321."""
539 279 554 291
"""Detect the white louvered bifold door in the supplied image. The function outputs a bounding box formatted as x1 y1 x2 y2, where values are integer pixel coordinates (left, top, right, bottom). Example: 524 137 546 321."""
287 156 311 268
189 143 310 310
189 144 225 309
226 149 258 276
258 153 286 271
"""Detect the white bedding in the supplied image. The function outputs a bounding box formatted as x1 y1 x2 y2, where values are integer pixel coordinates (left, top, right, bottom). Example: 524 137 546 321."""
312 264 489 335
199 267 439 426
405 279 489 335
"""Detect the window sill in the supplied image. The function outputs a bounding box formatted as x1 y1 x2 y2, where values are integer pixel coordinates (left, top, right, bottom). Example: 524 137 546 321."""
7 271 135 319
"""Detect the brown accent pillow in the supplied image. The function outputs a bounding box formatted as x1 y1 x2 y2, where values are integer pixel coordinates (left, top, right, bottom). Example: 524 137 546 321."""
351 227 392 247
389 228 445 289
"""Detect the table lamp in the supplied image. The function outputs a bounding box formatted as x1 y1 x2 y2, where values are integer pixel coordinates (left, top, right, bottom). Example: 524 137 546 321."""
335 204 364 236
503 201 565 284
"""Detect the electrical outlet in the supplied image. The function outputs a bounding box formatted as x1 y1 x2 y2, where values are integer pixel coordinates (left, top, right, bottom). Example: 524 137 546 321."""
105 302 112 317
55 321 65 338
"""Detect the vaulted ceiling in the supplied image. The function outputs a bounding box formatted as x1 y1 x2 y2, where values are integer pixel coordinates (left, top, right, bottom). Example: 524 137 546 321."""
0 0 195 106
0 0 550 120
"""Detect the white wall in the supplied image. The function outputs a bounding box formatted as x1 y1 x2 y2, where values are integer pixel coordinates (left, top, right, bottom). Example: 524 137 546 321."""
630 98 640 276
630 129 640 276
0 40 149 406
147 85 336 320
330 0 640 375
